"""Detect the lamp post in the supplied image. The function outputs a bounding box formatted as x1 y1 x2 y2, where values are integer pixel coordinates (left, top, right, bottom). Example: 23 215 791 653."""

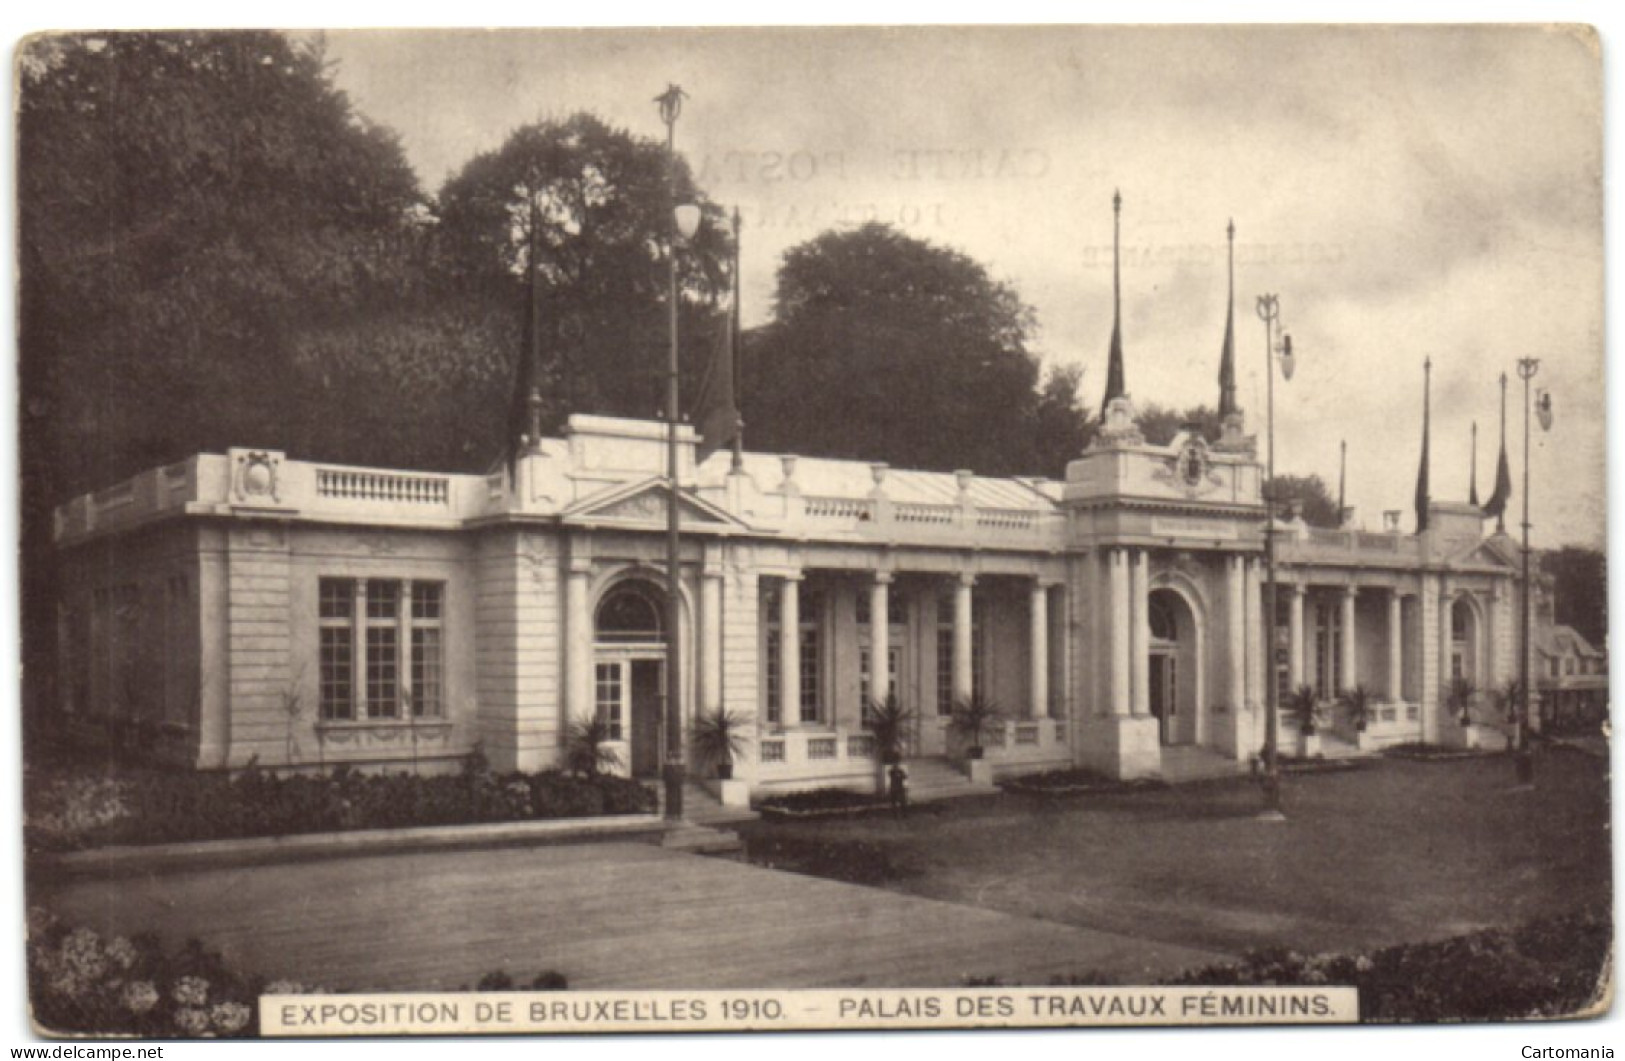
1514 357 1550 786
656 84 701 820
1256 294 1294 817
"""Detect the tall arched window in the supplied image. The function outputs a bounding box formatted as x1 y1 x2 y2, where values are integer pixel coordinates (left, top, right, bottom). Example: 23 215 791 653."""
596 582 664 643
1149 596 1178 643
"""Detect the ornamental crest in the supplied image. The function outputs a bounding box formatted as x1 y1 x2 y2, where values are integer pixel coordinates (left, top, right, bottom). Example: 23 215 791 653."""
1153 437 1224 498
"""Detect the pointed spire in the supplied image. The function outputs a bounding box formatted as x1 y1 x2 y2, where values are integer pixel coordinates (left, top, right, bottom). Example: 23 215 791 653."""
1218 218 1238 418
1484 372 1513 531
506 195 547 473
1469 420 1480 506
1100 189 1126 419
1414 358 1431 534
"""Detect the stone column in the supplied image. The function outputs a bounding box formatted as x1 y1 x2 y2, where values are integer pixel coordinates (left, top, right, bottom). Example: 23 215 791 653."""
1109 549 1131 716
952 572 974 702
780 574 802 725
1227 556 1246 712
1288 583 1306 691
1387 590 1404 701
1029 580 1048 719
565 559 593 726
870 574 892 703
1246 558 1265 721
1341 586 1358 694
700 563 724 716
1439 582 1455 688
1129 549 1150 717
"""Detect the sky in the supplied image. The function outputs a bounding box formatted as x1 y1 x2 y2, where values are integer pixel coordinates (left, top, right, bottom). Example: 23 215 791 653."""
321 24 1605 549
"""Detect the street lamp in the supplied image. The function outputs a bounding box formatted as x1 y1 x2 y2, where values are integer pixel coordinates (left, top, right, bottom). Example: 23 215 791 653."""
656 83 695 821
1515 359 1552 786
1256 294 1294 818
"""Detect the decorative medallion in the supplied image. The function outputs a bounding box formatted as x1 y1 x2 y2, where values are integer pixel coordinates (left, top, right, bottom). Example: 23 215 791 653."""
231 449 282 504
1153 437 1224 498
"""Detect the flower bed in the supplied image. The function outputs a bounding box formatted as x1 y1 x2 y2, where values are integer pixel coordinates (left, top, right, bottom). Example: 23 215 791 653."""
25 748 656 853
1165 908 1610 1022
999 769 1168 797
27 907 571 1038
962 909 1610 1021
27 908 266 1038
1380 742 1496 762
757 786 888 819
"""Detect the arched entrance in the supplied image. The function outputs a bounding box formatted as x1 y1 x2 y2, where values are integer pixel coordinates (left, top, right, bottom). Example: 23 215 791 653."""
1148 588 1200 746
594 579 667 779
1451 595 1481 687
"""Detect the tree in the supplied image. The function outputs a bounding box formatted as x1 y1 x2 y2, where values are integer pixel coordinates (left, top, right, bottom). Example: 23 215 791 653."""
434 113 734 431
1265 474 1341 528
1029 364 1097 476
1541 546 1607 649
1136 403 1223 447
19 30 428 724
747 223 1046 476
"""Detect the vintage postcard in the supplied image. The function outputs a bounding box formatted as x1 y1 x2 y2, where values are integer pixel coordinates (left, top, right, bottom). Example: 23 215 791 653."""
13 21 1612 1047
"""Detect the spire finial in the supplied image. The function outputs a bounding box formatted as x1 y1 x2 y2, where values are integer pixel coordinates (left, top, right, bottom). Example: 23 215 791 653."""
1113 188 1121 214
1100 189 1127 419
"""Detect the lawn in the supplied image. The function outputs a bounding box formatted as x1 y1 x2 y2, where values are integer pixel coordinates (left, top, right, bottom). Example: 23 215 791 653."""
737 747 1612 959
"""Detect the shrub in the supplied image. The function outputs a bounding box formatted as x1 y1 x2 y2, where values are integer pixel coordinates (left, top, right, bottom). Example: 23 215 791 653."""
25 758 657 852
1163 909 1609 1021
27 910 264 1038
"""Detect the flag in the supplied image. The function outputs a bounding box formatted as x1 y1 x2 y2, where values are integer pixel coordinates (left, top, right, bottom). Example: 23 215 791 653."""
693 312 739 463
1483 373 1512 528
1100 190 1126 419
1468 421 1480 507
1414 359 1431 534
504 198 546 479
1217 219 1237 417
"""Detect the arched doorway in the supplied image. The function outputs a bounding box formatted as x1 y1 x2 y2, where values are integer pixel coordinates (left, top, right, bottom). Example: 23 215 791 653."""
1450 595 1480 687
594 579 667 779
1148 589 1199 746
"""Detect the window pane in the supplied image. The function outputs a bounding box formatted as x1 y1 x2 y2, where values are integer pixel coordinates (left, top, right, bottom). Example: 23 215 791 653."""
412 582 442 621
367 580 399 620
765 636 781 725
320 627 353 720
411 627 442 718
319 579 352 620
799 628 820 723
594 662 623 740
366 627 398 718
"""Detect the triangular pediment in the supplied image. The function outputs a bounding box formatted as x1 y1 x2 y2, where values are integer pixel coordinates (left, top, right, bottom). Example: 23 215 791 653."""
1449 534 1521 570
563 478 746 531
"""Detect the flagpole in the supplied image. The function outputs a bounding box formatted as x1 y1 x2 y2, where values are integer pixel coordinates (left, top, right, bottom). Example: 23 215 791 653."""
730 206 744 474
1497 374 1509 533
657 84 687 822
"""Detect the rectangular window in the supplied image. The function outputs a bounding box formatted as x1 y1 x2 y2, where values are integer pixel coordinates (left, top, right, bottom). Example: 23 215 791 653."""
594 662 624 740
765 634 782 726
410 583 443 718
799 628 820 724
320 578 445 723
937 626 955 716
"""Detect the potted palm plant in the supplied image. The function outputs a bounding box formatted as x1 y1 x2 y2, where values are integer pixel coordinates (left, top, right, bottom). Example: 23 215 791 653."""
1340 684 1374 750
692 708 751 780
949 693 1005 784
865 693 916 797
563 716 622 779
1446 675 1487 749
691 708 753 807
1287 684 1322 758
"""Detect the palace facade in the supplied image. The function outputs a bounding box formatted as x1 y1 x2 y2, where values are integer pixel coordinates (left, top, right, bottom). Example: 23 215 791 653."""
51 395 1532 797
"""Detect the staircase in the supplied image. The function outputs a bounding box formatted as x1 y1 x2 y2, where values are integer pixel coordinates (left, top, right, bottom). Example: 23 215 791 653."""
653 781 754 858
898 757 999 803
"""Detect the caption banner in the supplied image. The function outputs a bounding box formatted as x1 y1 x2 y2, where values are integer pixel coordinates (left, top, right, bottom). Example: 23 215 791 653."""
262 986 1358 1036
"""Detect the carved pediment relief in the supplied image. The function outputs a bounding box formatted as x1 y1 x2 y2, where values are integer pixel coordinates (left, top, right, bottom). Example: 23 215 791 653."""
566 480 744 530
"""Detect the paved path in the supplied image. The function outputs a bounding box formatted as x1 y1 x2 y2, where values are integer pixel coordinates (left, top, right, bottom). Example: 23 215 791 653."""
34 843 1228 990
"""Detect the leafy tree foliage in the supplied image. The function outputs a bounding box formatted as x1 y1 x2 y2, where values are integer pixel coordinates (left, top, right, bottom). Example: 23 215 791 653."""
1136 403 1223 447
746 223 1063 477
1265 474 1341 528
1541 546 1607 649
434 113 734 429
19 31 428 721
